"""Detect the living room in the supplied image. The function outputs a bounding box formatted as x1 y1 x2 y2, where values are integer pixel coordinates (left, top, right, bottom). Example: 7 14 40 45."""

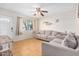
0 3 79 56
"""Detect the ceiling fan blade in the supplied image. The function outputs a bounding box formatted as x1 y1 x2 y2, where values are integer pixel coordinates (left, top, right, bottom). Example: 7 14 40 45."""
42 10 48 13
40 12 44 16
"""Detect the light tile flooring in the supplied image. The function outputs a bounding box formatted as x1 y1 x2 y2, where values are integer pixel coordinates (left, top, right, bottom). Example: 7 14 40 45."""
12 38 43 56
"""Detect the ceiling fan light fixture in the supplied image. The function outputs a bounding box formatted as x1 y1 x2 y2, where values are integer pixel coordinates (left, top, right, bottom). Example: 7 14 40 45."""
33 7 48 17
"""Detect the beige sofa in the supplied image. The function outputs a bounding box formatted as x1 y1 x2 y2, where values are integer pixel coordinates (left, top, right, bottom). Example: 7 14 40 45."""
42 33 79 56
33 30 67 42
33 31 79 55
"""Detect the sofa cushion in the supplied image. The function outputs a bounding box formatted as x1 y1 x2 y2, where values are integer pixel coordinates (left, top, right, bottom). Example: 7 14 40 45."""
44 31 51 35
51 31 57 36
56 33 67 39
50 38 64 44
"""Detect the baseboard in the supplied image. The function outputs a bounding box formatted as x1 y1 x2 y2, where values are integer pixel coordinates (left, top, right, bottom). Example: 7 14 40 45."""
13 35 33 42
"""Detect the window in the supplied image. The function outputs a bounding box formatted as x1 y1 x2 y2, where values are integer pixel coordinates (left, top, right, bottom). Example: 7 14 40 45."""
23 19 33 31
19 17 34 35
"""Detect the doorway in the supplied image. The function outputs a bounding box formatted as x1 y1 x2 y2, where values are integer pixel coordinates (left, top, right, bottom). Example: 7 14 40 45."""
0 16 13 38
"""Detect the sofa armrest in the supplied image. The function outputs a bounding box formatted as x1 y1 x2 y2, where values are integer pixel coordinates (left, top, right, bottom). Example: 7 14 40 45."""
42 42 79 56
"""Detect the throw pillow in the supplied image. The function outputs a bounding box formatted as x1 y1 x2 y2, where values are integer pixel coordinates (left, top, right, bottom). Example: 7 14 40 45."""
62 33 78 49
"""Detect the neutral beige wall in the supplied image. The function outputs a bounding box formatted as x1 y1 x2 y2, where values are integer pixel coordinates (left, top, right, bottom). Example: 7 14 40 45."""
39 4 79 35
0 8 23 38
0 8 36 41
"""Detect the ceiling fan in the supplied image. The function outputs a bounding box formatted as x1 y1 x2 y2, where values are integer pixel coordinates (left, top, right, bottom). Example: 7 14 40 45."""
33 7 48 16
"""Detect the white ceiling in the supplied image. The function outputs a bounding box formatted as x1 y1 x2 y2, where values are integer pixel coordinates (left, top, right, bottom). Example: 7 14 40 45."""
0 3 76 16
